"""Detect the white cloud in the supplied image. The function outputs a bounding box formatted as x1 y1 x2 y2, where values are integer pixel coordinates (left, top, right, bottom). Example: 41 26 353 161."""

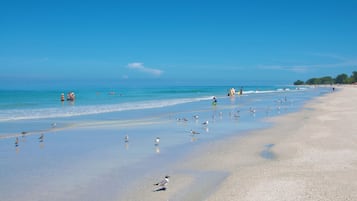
127 62 163 76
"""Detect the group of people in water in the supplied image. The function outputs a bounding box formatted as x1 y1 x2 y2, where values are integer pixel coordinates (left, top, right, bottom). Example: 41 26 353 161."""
61 87 243 104
228 87 243 96
212 87 244 105
60 92 75 102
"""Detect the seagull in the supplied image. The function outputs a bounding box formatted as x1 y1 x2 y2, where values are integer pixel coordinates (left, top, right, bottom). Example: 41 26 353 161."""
202 121 209 126
249 107 256 113
176 118 188 122
155 137 160 146
38 133 44 142
190 129 200 135
15 137 19 147
124 135 129 143
193 115 199 120
51 122 57 128
153 176 170 192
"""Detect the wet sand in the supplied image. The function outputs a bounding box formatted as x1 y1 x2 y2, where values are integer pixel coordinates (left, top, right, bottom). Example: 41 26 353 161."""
124 86 357 201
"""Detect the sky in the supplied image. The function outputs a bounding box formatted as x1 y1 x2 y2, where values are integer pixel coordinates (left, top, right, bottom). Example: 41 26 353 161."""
1 0 357 88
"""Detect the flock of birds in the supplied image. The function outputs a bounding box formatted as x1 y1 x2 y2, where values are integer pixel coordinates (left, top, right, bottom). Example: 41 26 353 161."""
13 122 57 151
124 97 290 192
11 96 290 192
123 111 240 192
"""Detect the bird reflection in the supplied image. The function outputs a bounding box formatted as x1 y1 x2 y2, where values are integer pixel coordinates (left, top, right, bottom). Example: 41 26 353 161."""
155 145 160 154
21 132 27 142
204 127 209 133
191 135 198 142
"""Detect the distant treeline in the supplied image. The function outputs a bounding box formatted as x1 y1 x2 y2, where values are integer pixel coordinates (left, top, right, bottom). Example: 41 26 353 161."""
294 71 357 85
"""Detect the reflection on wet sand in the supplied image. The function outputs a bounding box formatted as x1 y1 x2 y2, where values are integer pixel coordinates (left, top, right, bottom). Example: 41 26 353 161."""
191 135 198 142
155 145 160 154
21 132 27 142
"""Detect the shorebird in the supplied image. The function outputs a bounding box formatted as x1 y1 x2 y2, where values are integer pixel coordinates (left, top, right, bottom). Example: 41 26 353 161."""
176 117 188 122
202 120 209 126
15 137 19 147
51 123 57 128
38 133 44 142
124 135 129 143
153 176 170 192
193 115 199 120
190 129 200 135
155 137 160 146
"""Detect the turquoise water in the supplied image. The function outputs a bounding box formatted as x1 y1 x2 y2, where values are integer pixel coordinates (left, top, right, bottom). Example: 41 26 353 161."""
0 85 331 201
0 85 324 136
0 85 313 124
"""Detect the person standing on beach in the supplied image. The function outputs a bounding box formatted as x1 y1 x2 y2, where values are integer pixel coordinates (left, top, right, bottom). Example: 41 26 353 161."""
212 96 217 105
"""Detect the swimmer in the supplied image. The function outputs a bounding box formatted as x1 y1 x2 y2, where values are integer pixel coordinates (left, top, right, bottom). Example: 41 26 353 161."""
212 96 217 105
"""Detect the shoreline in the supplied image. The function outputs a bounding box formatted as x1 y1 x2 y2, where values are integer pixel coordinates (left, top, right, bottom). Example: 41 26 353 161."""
1 86 347 201
200 86 357 201
122 86 357 201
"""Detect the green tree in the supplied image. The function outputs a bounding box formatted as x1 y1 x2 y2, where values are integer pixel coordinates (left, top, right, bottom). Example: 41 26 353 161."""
293 80 305 85
335 73 349 84
306 78 320 85
350 71 357 83
320 76 334 84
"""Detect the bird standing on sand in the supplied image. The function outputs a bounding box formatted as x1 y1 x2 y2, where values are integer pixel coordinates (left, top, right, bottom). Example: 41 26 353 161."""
15 137 19 147
153 176 170 191
124 135 129 143
38 133 44 142
155 137 160 146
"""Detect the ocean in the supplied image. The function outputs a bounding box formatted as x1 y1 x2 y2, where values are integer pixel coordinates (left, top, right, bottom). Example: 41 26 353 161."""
0 85 325 131
0 84 331 201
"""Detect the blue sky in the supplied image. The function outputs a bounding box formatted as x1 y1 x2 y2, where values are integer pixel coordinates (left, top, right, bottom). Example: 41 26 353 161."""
1 0 357 88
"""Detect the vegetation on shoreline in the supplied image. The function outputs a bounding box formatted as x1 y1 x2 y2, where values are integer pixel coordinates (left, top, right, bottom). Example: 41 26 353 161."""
294 71 357 85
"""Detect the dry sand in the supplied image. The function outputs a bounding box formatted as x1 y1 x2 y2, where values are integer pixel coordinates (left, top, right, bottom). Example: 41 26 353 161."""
121 86 357 201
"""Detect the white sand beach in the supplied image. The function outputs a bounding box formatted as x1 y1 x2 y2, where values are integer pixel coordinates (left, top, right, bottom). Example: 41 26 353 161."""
123 86 357 201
